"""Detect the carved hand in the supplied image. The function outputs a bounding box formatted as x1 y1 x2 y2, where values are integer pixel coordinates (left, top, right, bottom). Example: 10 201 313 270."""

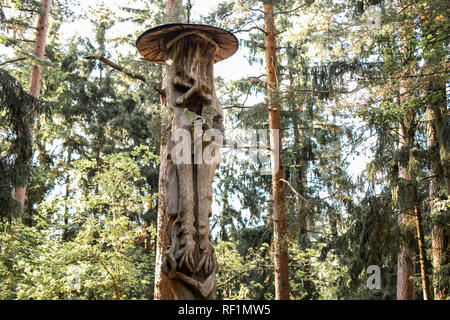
196 240 216 275
175 236 196 273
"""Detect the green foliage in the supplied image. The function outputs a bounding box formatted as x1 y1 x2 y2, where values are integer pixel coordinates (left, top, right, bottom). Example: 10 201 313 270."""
215 241 272 299
0 68 41 220
0 147 157 299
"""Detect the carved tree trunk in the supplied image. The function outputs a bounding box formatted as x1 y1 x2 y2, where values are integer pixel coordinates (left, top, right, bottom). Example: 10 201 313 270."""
13 0 51 209
154 0 182 300
264 1 290 300
156 32 224 300
154 141 176 299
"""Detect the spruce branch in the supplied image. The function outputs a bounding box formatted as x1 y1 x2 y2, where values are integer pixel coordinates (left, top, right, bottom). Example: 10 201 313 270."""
274 1 314 16
1 5 39 13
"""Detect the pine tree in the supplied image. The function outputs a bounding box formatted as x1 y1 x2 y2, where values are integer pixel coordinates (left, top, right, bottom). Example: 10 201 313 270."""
263 0 290 300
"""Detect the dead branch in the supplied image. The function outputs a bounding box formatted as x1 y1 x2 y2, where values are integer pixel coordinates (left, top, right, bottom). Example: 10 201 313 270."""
234 26 267 35
0 57 26 66
83 55 146 83
279 178 309 203
222 105 252 110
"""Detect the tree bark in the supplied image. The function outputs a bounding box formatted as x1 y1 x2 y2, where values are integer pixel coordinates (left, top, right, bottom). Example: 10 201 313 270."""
153 0 183 300
154 141 175 299
13 0 51 208
414 204 431 299
159 32 222 300
264 1 290 300
429 81 450 196
427 103 449 300
396 118 416 300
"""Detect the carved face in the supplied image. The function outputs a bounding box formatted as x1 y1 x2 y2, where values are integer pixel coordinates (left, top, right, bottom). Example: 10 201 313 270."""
166 34 217 115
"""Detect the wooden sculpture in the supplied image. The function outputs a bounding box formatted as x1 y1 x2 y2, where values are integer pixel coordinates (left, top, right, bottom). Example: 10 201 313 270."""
136 24 238 299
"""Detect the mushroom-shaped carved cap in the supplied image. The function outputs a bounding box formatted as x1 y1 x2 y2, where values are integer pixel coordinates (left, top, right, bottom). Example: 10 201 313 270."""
136 23 239 64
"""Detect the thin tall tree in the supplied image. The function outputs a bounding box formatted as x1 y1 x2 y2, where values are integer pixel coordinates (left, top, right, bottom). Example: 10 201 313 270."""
427 83 449 300
396 113 416 300
13 0 51 208
263 0 290 300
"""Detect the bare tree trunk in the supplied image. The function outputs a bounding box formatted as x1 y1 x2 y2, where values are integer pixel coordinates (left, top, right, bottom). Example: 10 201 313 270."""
264 1 290 300
396 119 416 300
431 217 448 300
414 204 431 299
427 103 449 300
429 81 450 196
13 0 51 208
426 53 450 301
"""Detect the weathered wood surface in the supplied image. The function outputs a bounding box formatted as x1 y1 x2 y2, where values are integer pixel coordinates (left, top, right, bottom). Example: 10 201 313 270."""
136 24 238 64
160 32 225 300
137 22 236 300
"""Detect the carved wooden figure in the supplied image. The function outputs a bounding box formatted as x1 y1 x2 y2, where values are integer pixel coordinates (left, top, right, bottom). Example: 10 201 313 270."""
136 24 238 299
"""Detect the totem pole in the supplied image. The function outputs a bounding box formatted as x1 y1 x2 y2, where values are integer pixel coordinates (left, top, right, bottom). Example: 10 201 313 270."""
136 24 238 299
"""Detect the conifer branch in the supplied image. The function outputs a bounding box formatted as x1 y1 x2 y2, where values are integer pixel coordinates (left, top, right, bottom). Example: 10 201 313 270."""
274 1 313 16
218 265 259 287
2 6 39 13
398 0 419 14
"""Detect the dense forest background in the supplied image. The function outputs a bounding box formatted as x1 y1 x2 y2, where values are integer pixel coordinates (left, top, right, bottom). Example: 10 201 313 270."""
0 0 448 300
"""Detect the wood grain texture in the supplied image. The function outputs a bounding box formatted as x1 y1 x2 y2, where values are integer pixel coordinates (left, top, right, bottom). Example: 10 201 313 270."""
155 32 229 300
136 24 238 64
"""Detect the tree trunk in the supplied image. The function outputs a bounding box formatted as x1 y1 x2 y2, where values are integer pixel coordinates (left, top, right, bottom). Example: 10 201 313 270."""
264 1 290 300
297 173 315 300
427 103 449 300
154 141 175 300
414 204 431 299
429 81 450 196
13 0 51 208
396 119 416 300
291 88 315 300
153 0 183 300
426 60 450 301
